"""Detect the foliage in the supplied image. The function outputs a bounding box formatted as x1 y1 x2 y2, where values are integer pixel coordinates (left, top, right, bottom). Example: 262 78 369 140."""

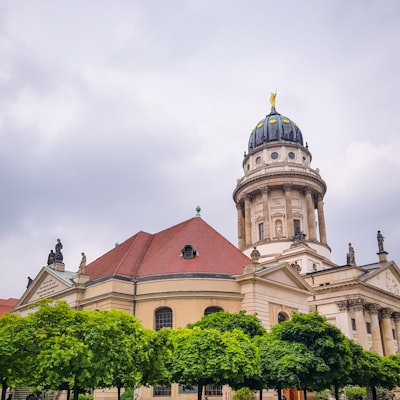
78 393 93 400
25 301 150 400
120 388 133 400
257 334 329 391
345 386 366 400
232 387 254 400
267 312 353 391
0 312 37 400
169 327 260 400
187 310 266 338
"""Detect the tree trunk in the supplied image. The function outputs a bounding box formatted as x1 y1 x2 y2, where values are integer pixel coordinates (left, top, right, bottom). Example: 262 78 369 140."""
117 380 121 400
277 387 282 400
371 386 377 400
303 388 307 400
73 376 79 400
1 379 7 400
259 388 263 400
66 388 71 400
197 382 204 400
334 385 339 400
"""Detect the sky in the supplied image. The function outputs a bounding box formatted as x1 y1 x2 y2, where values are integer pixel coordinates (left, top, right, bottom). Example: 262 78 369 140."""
1 0 400 299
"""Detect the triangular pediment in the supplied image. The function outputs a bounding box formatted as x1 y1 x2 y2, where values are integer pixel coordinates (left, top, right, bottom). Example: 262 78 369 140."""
16 266 77 309
361 261 400 296
237 262 313 295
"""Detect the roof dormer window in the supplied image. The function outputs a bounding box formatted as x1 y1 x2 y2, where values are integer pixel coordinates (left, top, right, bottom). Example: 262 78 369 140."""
181 244 197 260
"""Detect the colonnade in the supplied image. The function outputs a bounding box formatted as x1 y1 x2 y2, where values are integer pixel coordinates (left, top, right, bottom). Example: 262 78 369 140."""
337 298 400 355
236 185 327 250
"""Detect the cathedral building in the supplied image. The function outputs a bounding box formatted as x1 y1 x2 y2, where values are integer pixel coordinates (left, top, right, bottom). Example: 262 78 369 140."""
11 94 400 400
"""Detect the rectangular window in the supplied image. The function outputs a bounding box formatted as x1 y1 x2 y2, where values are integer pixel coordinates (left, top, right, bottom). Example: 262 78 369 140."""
153 385 171 397
179 385 198 394
351 318 356 331
393 329 396 340
205 385 222 396
293 219 301 234
366 322 371 334
258 222 264 241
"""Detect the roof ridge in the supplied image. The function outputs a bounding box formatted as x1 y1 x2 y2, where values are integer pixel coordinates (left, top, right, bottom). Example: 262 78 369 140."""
112 231 153 275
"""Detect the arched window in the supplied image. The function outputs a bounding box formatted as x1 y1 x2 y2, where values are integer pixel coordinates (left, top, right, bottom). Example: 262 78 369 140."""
155 307 173 330
204 306 223 316
278 311 289 324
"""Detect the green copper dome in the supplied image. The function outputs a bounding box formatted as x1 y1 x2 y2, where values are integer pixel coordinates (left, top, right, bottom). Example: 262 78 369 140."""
248 94 304 153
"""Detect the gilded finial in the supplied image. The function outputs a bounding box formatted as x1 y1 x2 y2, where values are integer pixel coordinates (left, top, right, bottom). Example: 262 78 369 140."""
270 90 277 109
195 205 201 217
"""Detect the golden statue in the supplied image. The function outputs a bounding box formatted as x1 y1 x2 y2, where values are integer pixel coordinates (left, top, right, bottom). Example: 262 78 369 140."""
270 91 277 108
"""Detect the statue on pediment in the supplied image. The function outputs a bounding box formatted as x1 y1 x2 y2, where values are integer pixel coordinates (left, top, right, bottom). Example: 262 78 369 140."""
377 230 385 253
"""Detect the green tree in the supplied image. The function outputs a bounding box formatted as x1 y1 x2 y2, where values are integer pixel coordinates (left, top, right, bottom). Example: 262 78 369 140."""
0 313 36 400
257 334 329 400
83 309 150 400
188 310 266 338
28 301 94 400
267 312 353 398
169 328 260 400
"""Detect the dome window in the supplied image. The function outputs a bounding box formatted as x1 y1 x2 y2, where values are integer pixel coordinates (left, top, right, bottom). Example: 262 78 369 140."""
271 152 279 160
181 244 198 260
256 156 262 164
288 152 295 159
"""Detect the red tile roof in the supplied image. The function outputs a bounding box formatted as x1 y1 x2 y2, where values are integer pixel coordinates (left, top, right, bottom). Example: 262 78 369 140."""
86 217 250 281
0 298 18 316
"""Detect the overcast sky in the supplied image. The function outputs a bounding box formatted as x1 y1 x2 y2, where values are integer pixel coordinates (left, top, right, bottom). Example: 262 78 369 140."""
1 0 400 299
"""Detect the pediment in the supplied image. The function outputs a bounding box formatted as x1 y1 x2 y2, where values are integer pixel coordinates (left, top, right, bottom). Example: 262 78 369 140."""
238 262 313 294
17 266 76 307
361 262 400 296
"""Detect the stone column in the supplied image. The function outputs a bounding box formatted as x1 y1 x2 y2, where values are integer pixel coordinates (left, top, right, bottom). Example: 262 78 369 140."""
317 195 327 244
350 299 368 348
393 312 400 354
380 307 395 355
261 187 271 240
236 202 245 250
283 185 293 238
305 187 317 240
244 194 252 246
368 304 383 355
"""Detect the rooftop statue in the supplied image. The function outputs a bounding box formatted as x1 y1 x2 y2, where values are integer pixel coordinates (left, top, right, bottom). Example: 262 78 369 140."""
270 91 277 109
47 239 63 265
346 242 356 265
377 230 385 253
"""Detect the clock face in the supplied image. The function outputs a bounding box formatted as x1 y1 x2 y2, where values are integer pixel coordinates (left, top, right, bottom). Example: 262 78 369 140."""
271 152 279 160
288 152 295 159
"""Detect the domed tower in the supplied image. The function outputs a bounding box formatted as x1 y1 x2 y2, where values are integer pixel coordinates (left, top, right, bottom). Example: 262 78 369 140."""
233 94 332 272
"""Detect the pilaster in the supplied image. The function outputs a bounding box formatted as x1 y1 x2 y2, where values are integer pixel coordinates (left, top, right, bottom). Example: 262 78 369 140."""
305 187 316 240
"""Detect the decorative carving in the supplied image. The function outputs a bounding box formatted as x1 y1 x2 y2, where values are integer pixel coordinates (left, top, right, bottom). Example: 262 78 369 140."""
349 298 365 311
393 312 400 322
385 271 399 295
27 276 33 288
380 307 393 319
336 300 348 312
366 303 381 315
337 298 365 312
250 247 261 264
291 261 301 274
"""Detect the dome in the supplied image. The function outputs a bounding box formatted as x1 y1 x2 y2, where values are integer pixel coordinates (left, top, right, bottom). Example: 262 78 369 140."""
248 95 304 153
